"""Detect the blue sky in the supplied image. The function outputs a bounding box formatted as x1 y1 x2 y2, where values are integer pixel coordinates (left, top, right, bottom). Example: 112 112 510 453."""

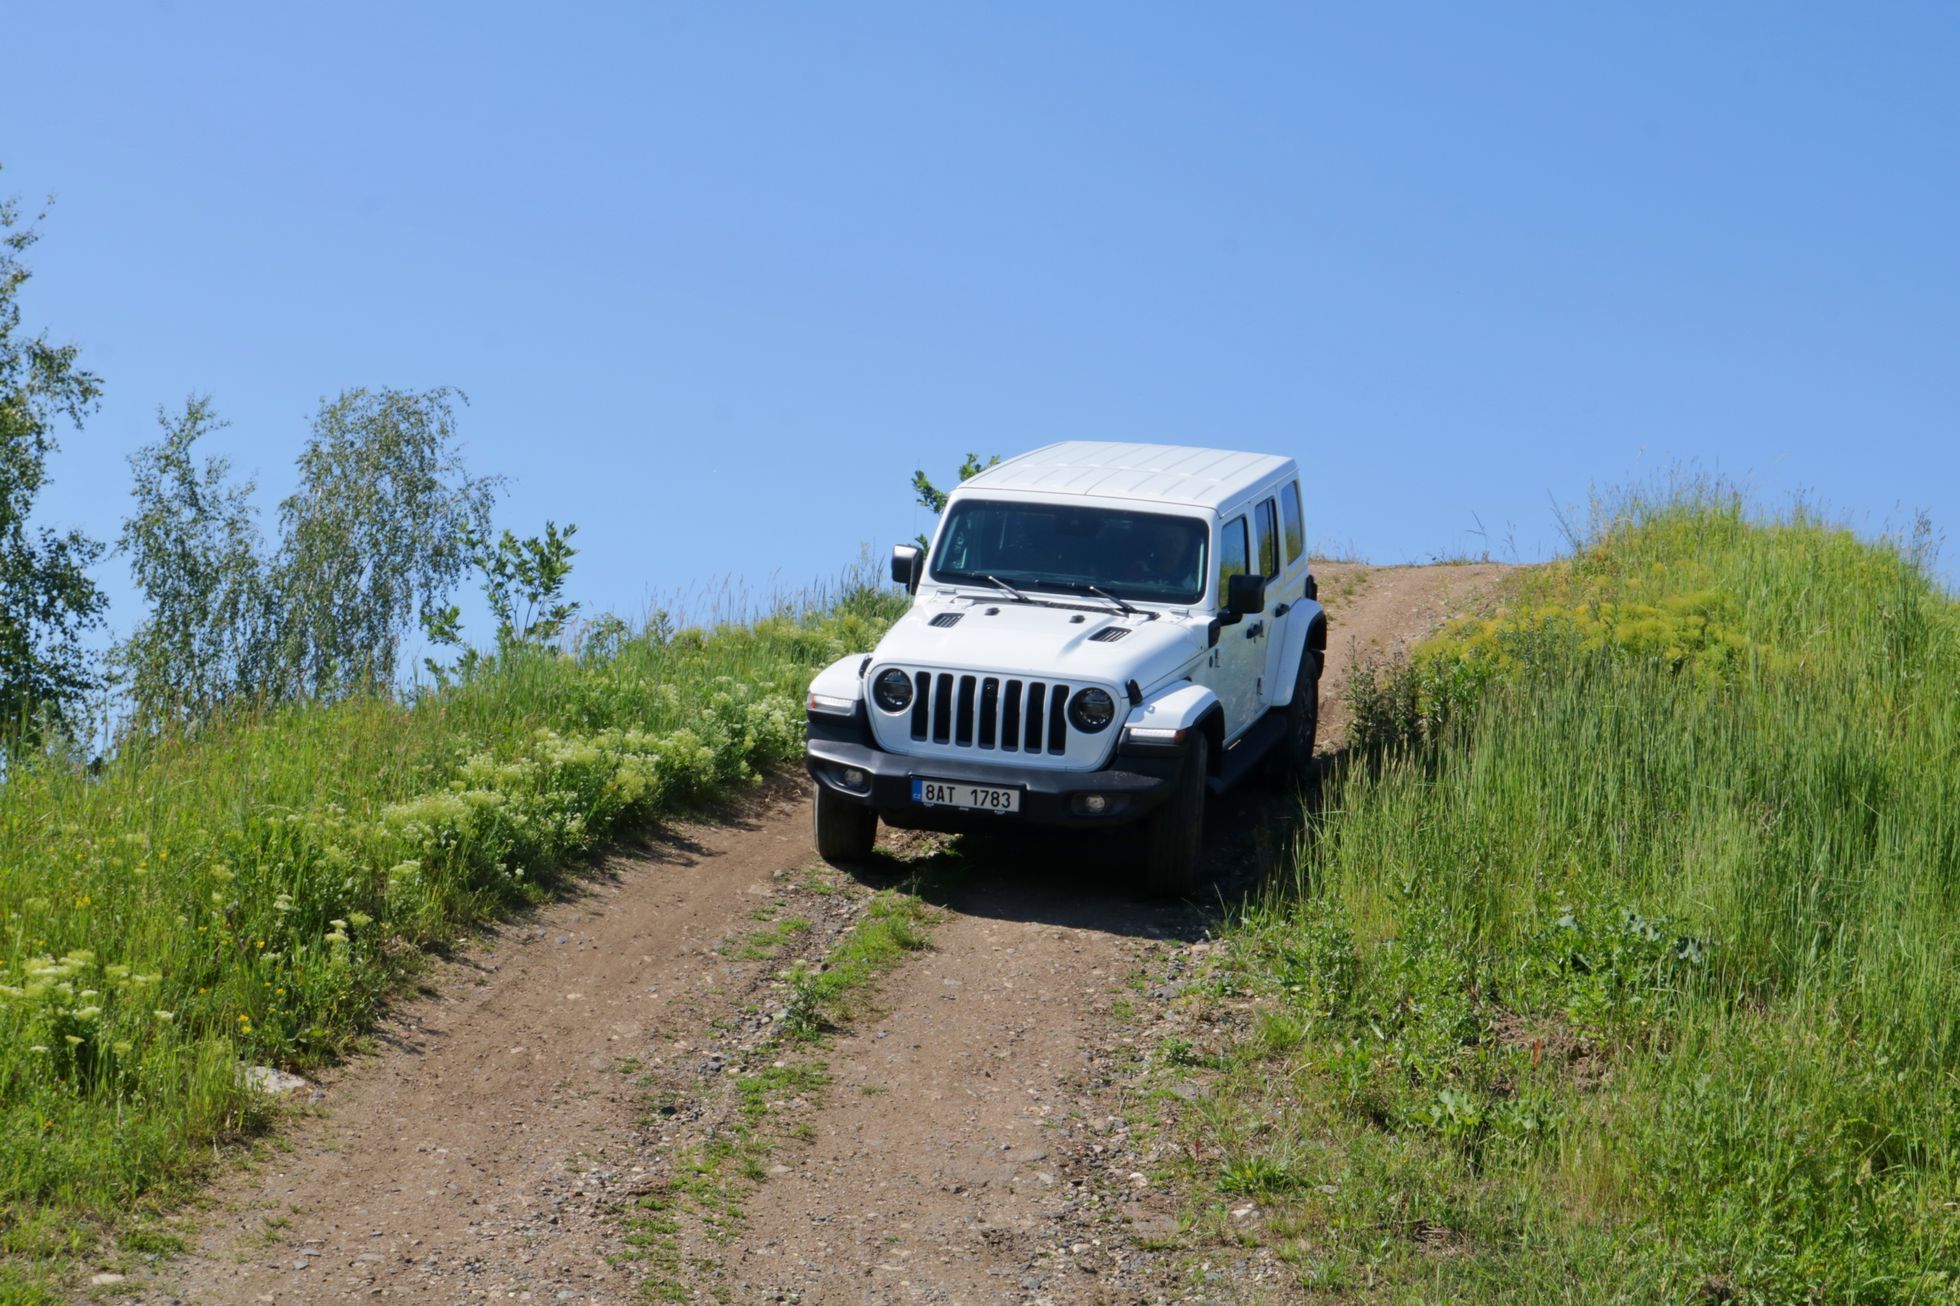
8 1 1957 648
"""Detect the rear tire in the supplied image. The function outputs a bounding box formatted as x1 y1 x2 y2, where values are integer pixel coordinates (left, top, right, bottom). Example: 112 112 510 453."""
813 784 877 865
1143 733 1209 898
1274 646 1322 777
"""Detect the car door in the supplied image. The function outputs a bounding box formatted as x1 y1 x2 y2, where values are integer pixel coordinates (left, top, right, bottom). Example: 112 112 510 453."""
1196 511 1265 739
1248 493 1285 713
1262 481 1308 699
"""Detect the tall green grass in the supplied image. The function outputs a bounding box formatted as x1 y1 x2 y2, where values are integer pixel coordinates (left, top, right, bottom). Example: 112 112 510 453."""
1200 491 1958 1300
0 582 902 1274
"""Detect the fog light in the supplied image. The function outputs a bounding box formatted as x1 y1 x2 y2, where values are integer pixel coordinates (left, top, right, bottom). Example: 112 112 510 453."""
1074 793 1108 815
842 767 869 790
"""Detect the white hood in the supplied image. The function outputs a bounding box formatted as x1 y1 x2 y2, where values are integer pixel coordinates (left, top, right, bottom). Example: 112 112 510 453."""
872 594 1206 694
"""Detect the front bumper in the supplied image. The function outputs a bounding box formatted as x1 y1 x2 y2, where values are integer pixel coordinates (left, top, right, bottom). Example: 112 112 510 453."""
804 707 1182 830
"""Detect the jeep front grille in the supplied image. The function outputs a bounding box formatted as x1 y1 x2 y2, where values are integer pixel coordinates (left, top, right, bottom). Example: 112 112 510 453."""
907 671 1074 755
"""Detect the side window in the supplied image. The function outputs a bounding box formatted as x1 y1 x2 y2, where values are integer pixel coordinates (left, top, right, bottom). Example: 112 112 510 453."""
1281 482 1304 564
1254 498 1280 579
1217 515 1249 601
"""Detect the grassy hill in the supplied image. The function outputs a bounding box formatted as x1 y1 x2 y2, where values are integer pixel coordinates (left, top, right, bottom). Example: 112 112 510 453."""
0 582 903 1293
1166 490 1958 1301
4 483 1954 1301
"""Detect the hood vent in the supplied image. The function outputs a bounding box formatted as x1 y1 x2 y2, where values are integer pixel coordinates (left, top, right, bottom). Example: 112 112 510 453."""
928 612 964 629
1089 626 1131 643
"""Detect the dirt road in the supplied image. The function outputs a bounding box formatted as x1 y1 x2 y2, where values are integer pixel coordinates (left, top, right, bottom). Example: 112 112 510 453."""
136 562 1507 1305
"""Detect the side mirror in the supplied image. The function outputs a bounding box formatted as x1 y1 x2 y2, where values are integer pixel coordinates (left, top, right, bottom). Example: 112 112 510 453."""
1219 573 1267 624
890 545 922 594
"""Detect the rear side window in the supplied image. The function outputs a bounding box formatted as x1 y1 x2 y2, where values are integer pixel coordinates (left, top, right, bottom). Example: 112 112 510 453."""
1217 516 1249 599
1281 482 1304 563
1254 498 1280 579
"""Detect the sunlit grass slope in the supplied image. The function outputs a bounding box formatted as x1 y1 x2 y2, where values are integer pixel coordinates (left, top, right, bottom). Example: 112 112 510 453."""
1194 492 1957 1301
0 584 901 1273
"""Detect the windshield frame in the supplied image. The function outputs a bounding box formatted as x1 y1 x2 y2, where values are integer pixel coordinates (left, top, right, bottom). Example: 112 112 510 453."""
926 496 1212 608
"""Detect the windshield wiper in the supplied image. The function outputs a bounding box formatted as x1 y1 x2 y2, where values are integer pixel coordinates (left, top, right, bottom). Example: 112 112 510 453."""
1084 584 1139 616
1037 578 1142 617
981 574 1031 603
932 569 1030 603
941 570 1146 617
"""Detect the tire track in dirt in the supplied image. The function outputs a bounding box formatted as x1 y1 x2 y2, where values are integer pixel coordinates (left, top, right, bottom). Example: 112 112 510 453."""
139 785 852 1304
130 562 1508 1305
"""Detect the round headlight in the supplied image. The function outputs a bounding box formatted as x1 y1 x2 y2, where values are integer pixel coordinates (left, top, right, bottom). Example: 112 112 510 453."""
1067 687 1116 733
872 668 915 713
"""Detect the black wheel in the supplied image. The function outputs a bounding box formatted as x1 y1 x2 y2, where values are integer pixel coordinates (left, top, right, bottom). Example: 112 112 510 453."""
1274 646 1322 777
1143 732 1209 898
813 783 877 865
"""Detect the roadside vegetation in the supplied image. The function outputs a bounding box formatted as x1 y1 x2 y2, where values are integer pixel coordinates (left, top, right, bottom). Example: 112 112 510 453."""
0 582 901 1276
1168 487 1958 1300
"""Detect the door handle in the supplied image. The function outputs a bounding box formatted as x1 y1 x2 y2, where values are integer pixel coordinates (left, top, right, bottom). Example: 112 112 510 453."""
1244 620 1265 640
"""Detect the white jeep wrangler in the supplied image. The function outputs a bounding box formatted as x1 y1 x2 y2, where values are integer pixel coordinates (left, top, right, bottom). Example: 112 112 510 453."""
803 442 1326 895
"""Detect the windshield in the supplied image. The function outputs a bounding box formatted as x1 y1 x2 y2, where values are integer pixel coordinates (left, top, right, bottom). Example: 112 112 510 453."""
929 499 1209 605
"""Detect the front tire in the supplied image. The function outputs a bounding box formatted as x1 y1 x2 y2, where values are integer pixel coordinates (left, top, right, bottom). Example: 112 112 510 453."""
1143 733 1209 898
813 784 877 865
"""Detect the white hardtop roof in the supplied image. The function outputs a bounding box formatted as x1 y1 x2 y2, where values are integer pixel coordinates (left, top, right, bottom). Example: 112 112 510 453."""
956 441 1294 511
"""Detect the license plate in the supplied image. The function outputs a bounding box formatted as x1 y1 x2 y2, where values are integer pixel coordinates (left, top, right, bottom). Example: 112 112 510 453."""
911 778 1021 813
